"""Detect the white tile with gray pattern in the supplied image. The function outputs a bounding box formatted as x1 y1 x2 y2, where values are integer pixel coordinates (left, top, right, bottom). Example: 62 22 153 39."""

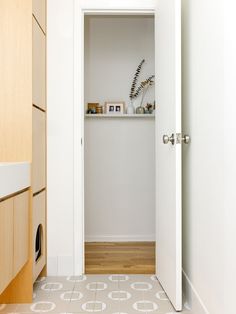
0 275 192 314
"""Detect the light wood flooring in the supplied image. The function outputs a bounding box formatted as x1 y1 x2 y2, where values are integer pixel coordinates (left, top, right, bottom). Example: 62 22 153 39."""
85 242 155 274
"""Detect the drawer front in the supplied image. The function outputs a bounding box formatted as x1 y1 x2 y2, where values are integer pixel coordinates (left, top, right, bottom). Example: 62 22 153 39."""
13 191 29 277
33 18 46 111
33 191 46 282
33 0 46 33
0 198 13 294
32 107 46 194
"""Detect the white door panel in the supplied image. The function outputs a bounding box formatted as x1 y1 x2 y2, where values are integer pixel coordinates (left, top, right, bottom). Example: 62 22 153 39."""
155 0 182 311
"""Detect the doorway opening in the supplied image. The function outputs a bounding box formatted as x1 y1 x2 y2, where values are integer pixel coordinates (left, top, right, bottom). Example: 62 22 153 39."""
83 13 156 274
74 0 182 309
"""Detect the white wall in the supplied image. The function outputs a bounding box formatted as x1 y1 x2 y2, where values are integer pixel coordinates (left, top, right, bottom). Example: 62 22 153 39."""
47 0 75 275
85 118 155 241
47 1 156 275
182 0 224 313
84 16 155 241
84 15 155 110
224 2 236 313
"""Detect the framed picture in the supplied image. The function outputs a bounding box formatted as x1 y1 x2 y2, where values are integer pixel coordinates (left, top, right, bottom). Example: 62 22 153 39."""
105 102 125 114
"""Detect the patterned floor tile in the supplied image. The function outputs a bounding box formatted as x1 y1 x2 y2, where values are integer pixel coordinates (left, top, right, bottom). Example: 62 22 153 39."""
44 290 73 313
67 289 96 313
0 303 18 314
16 301 50 313
33 276 47 290
38 276 76 292
0 275 193 314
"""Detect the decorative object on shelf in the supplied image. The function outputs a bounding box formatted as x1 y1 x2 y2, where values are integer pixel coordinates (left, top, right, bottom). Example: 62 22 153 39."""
136 106 145 114
105 102 125 114
95 105 103 114
127 100 135 114
153 101 156 114
129 59 145 99
144 102 155 114
128 59 145 114
139 76 155 107
129 59 155 114
87 103 99 114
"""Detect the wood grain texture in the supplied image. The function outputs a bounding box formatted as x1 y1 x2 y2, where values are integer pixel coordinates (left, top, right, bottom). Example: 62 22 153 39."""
0 199 14 294
32 107 46 193
33 191 46 282
13 191 29 277
0 0 47 302
0 0 32 162
33 0 46 33
0 260 33 304
85 242 155 274
33 17 46 111
0 190 33 304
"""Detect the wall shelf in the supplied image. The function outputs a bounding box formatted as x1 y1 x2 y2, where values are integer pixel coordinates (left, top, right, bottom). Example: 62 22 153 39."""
85 114 155 118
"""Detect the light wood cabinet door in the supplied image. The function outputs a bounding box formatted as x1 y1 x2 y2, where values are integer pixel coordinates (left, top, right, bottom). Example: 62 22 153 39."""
32 107 46 194
33 191 46 282
33 18 46 111
0 0 32 162
33 0 46 33
13 191 29 277
0 198 13 294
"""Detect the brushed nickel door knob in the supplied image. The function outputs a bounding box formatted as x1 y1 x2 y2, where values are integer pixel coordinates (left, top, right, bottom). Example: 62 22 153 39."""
183 134 190 144
163 133 175 145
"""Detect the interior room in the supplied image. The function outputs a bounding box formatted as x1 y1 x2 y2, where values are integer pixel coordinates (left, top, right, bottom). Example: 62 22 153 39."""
0 0 233 314
84 14 156 274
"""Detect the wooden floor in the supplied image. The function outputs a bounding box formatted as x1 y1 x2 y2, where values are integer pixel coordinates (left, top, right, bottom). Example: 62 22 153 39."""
85 242 155 274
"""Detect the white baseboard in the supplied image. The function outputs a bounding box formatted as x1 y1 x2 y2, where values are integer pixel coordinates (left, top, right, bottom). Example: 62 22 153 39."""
47 256 58 276
182 269 209 314
85 234 155 242
47 256 74 276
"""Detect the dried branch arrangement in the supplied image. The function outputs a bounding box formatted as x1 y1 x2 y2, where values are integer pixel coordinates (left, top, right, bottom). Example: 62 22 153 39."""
129 59 145 100
139 75 155 106
129 59 155 101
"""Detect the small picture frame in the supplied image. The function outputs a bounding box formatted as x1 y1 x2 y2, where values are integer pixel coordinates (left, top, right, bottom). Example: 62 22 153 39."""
105 102 125 114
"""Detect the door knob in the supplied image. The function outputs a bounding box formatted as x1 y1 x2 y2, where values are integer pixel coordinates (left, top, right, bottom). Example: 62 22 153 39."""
183 134 190 144
176 133 190 144
163 134 175 145
163 133 191 145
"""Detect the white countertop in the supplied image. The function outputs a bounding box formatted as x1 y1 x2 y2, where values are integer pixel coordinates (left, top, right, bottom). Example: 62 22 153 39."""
0 162 31 199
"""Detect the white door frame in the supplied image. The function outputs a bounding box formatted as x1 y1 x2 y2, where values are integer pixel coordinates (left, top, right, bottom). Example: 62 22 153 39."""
73 0 157 275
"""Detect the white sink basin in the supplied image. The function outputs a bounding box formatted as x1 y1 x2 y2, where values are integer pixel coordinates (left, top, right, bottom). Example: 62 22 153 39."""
0 162 31 199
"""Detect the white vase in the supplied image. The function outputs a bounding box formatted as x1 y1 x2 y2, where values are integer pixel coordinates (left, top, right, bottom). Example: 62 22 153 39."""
126 101 135 114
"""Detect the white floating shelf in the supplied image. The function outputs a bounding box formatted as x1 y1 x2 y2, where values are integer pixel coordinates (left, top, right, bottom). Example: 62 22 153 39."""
85 114 155 118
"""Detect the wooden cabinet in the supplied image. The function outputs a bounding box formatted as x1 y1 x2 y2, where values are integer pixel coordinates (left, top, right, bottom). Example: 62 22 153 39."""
33 191 46 282
32 0 47 279
0 191 29 295
33 18 46 111
0 0 32 162
0 199 14 295
0 0 47 303
32 0 47 284
13 191 29 277
32 108 46 193
33 0 46 33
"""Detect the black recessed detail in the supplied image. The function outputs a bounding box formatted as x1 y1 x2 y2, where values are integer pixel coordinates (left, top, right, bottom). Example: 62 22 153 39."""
35 224 43 262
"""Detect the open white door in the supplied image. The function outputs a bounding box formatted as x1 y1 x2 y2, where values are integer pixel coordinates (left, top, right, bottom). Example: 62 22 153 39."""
155 0 182 311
